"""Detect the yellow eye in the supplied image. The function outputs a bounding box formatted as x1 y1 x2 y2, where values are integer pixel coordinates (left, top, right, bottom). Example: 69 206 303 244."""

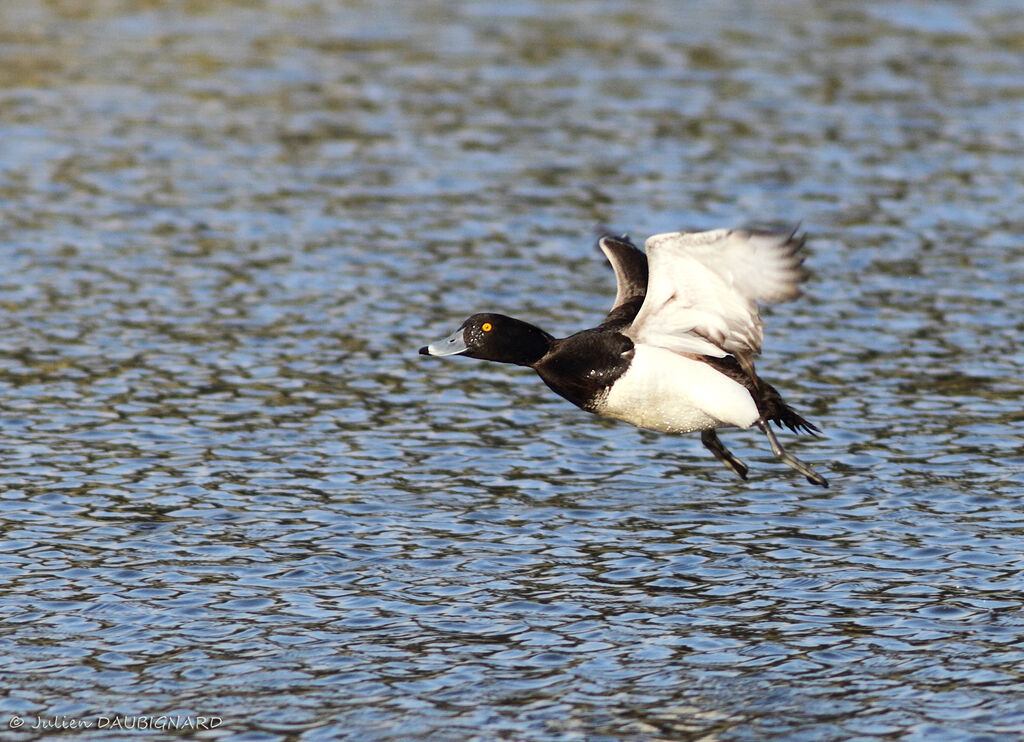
481 322 493 332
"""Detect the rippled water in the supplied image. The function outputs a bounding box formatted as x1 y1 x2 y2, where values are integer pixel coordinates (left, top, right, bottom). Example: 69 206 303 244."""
1 1 1023 740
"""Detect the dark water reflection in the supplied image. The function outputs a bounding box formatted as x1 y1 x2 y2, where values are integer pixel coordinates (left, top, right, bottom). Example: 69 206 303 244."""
2 1 1024 740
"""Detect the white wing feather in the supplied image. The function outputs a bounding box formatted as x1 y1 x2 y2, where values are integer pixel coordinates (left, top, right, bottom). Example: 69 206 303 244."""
627 229 809 358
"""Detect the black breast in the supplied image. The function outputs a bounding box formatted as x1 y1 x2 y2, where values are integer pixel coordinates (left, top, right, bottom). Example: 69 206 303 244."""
532 329 634 412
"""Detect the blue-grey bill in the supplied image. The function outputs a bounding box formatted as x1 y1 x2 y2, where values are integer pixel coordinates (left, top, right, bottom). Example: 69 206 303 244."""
419 327 468 356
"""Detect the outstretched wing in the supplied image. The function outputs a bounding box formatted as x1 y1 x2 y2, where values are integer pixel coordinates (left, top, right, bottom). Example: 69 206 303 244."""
596 232 649 329
627 228 810 358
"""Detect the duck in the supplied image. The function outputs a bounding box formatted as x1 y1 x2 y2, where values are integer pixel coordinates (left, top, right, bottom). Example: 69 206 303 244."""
419 228 828 487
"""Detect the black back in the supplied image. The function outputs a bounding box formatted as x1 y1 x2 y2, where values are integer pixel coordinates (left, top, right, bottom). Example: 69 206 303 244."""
534 328 634 412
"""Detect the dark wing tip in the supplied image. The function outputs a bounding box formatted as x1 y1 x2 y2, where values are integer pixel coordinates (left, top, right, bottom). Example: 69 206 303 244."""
734 220 802 237
592 227 649 329
596 231 648 283
736 223 813 300
594 227 639 251
778 230 811 296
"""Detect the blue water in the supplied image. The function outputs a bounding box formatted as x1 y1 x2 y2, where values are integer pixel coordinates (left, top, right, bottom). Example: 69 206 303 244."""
1 1 1023 740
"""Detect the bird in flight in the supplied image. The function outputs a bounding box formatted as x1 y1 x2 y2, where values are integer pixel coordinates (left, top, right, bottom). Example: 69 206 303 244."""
420 228 828 487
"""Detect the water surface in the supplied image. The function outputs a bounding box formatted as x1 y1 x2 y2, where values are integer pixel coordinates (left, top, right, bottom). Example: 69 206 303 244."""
1 1 1023 740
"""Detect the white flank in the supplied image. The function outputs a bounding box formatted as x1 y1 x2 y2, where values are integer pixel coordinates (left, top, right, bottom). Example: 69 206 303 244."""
597 346 760 433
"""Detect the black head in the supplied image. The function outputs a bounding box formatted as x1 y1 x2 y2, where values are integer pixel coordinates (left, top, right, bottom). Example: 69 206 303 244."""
419 313 553 367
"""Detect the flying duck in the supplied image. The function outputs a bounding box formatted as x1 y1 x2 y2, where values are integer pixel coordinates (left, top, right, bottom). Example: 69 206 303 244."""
419 228 828 487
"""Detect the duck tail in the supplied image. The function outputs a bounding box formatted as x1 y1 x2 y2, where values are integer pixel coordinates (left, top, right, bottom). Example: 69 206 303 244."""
759 382 822 436
771 402 821 436
701 354 822 436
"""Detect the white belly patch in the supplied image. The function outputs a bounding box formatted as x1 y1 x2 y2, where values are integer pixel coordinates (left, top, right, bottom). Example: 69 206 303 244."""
596 346 760 433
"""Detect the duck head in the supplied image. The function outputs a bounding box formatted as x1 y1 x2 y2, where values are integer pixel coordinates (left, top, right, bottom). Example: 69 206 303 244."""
419 313 553 367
